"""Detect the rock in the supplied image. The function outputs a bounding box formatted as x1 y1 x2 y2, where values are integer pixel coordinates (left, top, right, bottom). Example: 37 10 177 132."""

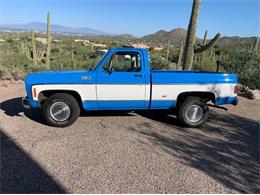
248 89 260 100
237 84 260 100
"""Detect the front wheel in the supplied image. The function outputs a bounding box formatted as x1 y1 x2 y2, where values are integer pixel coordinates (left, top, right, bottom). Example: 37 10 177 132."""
177 97 209 127
42 93 80 127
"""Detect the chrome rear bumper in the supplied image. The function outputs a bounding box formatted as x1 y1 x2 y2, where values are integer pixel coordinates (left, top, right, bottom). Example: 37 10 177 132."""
22 97 30 109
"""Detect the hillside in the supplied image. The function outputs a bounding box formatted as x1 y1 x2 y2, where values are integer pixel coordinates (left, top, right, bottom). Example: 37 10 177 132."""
142 28 187 44
218 36 258 46
142 28 258 47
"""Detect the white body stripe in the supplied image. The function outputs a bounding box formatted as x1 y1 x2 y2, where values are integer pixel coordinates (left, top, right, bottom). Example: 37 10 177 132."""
97 84 149 101
152 83 236 100
32 83 236 101
32 84 97 101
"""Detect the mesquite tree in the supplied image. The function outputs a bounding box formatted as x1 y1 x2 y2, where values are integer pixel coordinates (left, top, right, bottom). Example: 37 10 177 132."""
182 0 221 70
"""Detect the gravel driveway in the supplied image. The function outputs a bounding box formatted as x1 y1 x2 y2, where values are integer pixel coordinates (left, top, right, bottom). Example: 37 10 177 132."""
0 81 259 193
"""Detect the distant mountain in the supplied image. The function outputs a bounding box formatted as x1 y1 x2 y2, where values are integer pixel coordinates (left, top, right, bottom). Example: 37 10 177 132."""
115 34 136 39
0 22 109 36
142 28 258 46
142 28 187 43
218 36 258 46
1 22 257 46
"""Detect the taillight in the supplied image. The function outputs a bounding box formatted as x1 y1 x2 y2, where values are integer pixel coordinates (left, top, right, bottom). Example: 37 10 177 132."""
234 85 239 94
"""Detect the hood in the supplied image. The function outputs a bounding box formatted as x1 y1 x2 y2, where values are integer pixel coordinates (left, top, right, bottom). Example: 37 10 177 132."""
25 69 95 86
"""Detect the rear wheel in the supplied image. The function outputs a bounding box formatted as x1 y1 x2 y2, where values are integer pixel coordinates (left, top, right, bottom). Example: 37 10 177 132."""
177 97 209 127
42 93 80 127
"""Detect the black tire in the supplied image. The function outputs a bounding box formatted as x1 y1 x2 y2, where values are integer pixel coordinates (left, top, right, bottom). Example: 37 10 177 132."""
42 93 80 127
177 96 209 127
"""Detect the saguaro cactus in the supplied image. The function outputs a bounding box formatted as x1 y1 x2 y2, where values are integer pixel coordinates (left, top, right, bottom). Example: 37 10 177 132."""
18 29 44 66
253 37 259 52
182 0 201 70
199 30 208 60
71 51 76 68
182 0 221 70
45 12 52 69
18 41 30 56
203 30 208 46
166 41 170 61
31 29 37 65
194 33 221 54
177 42 184 70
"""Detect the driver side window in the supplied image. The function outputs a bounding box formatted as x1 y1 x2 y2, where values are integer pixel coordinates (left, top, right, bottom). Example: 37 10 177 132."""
104 52 141 72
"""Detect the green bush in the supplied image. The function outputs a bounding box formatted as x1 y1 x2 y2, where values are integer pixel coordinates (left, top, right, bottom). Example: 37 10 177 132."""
193 51 217 71
222 49 260 89
150 53 172 70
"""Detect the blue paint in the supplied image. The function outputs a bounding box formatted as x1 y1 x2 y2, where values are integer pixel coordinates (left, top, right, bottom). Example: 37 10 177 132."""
30 100 41 108
82 101 99 110
82 100 176 110
152 71 237 84
98 100 146 110
215 96 237 105
150 100 176 109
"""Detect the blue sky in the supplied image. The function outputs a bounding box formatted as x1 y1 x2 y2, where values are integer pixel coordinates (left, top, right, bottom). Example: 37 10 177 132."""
0 0 259 37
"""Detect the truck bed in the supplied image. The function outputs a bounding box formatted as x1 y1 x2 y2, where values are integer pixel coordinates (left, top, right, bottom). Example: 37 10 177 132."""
150 70 237 109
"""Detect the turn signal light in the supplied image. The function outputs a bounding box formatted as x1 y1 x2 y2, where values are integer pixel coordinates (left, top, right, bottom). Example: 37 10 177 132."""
33 88 37 98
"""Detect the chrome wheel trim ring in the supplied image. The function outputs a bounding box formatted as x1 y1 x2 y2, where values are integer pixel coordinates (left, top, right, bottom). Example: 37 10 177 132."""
185 105 204 123
50 102 71 122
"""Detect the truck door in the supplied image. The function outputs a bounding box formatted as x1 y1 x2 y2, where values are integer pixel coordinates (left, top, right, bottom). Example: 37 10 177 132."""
96 50 148 110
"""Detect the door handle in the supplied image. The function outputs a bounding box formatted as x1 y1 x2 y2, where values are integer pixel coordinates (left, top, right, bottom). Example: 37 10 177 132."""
134 74 144 78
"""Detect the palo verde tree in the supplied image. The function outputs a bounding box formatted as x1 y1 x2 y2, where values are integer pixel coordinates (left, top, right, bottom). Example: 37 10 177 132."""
182 0 221 70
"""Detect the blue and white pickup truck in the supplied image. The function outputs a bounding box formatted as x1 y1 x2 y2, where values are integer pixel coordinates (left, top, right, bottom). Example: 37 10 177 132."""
23 48 238 127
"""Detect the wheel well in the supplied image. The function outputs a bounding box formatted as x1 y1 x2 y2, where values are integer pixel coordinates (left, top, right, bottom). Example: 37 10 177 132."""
176 92 216 107
38 90 83 108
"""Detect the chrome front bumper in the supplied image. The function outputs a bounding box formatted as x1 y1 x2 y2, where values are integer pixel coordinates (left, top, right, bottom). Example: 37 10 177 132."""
22 97 30 109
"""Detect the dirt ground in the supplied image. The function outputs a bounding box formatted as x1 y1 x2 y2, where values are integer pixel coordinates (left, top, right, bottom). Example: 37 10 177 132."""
0 80 259 193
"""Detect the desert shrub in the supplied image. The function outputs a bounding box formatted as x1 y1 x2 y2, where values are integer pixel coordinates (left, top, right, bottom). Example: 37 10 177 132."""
82 57 102 70
167 47 181 64
222 49 260 89
0 65 11 79
0 65 25 80
150 53 172 70
193 51 217 71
